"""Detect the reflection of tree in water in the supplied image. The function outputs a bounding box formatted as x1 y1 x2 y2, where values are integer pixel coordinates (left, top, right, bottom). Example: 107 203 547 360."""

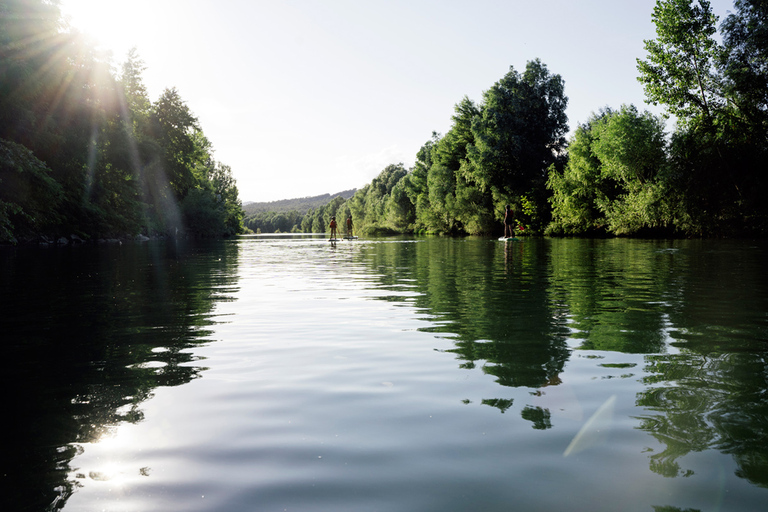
548 238 679 354
482 398 514 414
521 405 553 430
361 238 768 484
633 241 768 487
361 238 570 426
1 240 239 511
637 352 768 486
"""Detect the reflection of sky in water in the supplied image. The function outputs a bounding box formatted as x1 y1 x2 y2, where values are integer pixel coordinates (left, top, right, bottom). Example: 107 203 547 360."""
6 238 767 511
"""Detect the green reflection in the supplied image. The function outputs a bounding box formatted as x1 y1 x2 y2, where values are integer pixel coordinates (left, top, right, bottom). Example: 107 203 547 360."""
360 237 768 490
362 238 571 388
638 351 768 485
548 238 680 353
0 240 239 511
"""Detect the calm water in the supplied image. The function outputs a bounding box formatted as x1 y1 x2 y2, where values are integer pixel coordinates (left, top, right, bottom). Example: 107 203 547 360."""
2 236 768 512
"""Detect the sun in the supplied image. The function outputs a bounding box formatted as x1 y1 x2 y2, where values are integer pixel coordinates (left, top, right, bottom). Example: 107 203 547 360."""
58 0 152 61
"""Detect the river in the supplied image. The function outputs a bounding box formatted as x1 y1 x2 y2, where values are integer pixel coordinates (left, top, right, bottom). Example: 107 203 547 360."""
2 235 767 511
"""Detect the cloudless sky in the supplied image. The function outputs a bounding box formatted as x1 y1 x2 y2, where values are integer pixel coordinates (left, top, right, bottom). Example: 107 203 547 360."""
58 0 736 203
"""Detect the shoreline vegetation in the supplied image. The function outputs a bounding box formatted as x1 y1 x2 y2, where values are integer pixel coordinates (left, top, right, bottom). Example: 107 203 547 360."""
243 0 768 240
3 1 767 246
1 1 244 246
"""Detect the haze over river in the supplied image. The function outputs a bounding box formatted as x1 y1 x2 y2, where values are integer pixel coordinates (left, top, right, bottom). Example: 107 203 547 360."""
2 235 768 512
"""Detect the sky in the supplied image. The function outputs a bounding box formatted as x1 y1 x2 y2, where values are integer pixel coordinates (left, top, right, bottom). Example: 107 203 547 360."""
58 0 737 203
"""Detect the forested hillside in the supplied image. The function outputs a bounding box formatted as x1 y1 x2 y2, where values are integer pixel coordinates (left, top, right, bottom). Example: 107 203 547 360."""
251 0 768 238
0 0 244 244
242 190 357 235
243 190 357 215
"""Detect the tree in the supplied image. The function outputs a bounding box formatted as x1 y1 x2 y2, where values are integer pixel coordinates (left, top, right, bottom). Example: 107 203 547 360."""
119 48 151 120
360 164 407 233
0 0 63 146
547 113 607 235
590 106 670 234
150 88 204 200
425 98 479 234
406 133 439 232
0 139 63 242
720 0 768 138
638 0 768 235
0 2 244 241
636 0 725 126
466 59 568 233
547 106 670 235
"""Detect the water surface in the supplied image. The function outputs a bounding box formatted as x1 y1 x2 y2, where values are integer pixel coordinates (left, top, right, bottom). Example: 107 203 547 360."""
2 236 767 511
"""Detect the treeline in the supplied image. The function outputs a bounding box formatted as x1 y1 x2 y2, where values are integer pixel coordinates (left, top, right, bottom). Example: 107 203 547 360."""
0 1 243 244
257 0 768 238
243 189 357 215
244 195 351 234
548 0 768 237
243 190 356 233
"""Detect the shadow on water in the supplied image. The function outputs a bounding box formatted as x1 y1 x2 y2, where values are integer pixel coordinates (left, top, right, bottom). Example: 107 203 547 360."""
0 239 239 511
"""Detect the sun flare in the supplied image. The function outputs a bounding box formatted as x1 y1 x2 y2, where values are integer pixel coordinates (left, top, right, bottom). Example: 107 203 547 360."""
58 0 163 61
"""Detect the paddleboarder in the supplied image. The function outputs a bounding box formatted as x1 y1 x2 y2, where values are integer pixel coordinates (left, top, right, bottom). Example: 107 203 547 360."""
329 216 338 239
504 205 514 238
346 215 353 237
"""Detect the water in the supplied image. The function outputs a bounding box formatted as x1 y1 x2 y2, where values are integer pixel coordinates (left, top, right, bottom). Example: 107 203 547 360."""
2 236 767 511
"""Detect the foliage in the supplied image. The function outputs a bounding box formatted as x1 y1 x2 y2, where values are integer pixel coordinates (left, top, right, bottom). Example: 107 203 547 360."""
0 0 243 243
548 106 670 236
11 0 763 241
249 2 768 239
243 189 357 215
720 0 768 134
637 0 726 125
467 60 568 197
0 138 63 242
635 0 768 236
326 58 570 238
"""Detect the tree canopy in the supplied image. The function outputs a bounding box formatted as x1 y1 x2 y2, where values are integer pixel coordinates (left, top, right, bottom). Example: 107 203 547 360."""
0 0 243 243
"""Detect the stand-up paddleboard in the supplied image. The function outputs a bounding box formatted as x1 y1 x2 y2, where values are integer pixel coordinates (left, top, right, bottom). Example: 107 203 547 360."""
499 237 520 241
329 238 341 242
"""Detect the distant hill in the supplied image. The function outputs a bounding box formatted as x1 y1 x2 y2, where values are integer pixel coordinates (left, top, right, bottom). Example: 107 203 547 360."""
243 189 357 215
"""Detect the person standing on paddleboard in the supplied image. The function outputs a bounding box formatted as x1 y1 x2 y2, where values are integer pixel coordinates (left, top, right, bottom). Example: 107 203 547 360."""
346 215 353 237
329 216 338 239
504 205 514 238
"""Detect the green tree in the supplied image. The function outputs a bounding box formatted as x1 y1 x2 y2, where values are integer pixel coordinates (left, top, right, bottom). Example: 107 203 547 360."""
636 0 725 126
638 0 768 235
406 133 439 232
352 164 408 234
0 139 63 242
0 2 243 242
591 106 670 234
426 98 479 234
547 106 670 235
546 113 607 235
466 59 568 233
721 0 768 133
0 0 63 146
120 48 152 120
719 0 768 229
385 178 415 230
150 87 204 200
